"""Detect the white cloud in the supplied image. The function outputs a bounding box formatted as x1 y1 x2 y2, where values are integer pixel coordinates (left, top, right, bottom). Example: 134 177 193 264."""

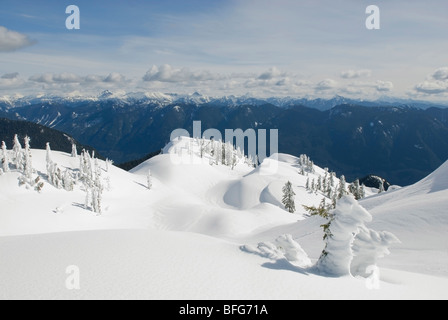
0 26 35 52
1 72 19 79
104 72 126 83
0 73 23 87
28 72 127 85
29 73 81 84
415 81 448 94
316 79 338 91
432 67 448 81
258 67 284 80
376 81 394 92
143 65 223 83
340 86 365 95
341 69 372 79
411 67 448 96
84 74 105 82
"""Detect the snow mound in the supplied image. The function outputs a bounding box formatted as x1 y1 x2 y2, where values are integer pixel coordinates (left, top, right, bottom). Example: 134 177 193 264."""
415 160 448 194
243 234 312 268
360 160 448 276
1 135 447 298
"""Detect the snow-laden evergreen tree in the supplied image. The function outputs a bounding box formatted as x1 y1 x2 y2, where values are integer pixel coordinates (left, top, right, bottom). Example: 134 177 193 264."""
316 196 372 276
331 193 337 209
326 184 333 199
12 134 23 171
330 172 336 187
105 159 113 172
71 143 77 158
317 176 322 192
81 152 104 214
304 198 332 219
46 142 53 179
221 142 226 166
1 141 10 173
63 169 74 191
337 175 348 199
23 136 33 181
378 180 385 194
360 185 366 199
306 178 310 190
80 150 93 183
225 142 235 168
198 139 205 158
282 181 296 213
322 173 328 192
312 195 399 277
147 169 152 190
349 179 364 200
46 143 66 190
92 159 104 214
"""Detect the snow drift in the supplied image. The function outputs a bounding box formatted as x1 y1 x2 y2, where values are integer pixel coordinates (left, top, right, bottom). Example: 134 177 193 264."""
0 136 447 299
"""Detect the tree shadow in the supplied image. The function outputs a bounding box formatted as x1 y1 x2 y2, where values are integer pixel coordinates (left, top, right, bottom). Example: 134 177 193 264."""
240 246 314 276
261 259 311 275
134 181 148 189
72 202 87 210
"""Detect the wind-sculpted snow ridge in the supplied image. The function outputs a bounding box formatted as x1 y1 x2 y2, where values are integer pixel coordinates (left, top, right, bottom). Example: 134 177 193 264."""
360 160 448 276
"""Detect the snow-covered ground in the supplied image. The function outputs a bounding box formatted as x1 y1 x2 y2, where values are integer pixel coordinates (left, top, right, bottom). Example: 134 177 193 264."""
0 137 447 299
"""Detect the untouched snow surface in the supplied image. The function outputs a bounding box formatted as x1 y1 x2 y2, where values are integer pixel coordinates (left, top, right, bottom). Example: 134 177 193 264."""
0 137 447 299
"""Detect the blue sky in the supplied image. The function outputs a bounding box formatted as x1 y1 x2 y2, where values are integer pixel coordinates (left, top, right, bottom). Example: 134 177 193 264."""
0 0 448 100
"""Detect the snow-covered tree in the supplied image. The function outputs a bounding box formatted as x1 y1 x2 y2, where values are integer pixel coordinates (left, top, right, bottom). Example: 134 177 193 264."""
80 150 93 183
1 141 10 173
282 181 296 213
12 134 23 171
63 169 74 191
306 178 310 190
330 172 336 187
304 198 333 219
317 176 322 192
71 143 78 158
316 196 372 276
312 195 399 277
349 179 364 200
105 159 113 172
46 142 53 179
378 180 385 194
92 160 103 214
23 136 33 181
198 139 205 158
322 173 328 192
46 143 67 190
360 185 366 199
326 185 333 199
221 142 226 165
337 175 348 199
81 153 104 214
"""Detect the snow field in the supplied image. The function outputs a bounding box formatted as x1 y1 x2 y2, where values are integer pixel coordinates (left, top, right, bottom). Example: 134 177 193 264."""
1 136 447 299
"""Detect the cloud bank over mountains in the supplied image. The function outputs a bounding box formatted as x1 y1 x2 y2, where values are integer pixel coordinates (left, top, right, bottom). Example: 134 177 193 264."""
2 65 446 101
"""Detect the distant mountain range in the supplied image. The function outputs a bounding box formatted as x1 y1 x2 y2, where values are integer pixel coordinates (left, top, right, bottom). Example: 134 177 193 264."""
1 91 447 111
1 93 448 185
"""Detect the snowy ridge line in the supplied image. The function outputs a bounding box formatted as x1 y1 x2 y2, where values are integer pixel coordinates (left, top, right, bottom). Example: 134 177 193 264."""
2 92 447 110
